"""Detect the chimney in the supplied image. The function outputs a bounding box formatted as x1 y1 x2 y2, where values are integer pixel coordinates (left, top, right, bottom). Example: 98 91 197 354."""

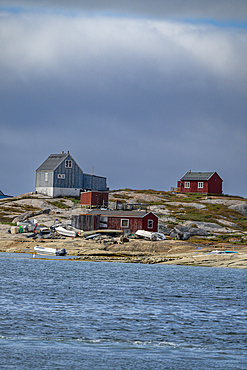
62 151 64 154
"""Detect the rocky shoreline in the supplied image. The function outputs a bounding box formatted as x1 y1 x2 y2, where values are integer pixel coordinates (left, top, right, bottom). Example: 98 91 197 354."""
1 232 247 268
1 190 247 268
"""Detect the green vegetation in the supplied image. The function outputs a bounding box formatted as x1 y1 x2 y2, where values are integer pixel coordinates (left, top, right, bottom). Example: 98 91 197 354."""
209 234 247 245
64 196 80 204
110 193 130 201
47 200 70 209
237 217 247 231
0 213 14 224
176 211 213 223
166 202 247 230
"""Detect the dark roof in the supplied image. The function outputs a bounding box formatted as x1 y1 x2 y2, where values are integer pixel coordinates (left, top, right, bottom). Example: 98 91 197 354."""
180 172 218 181
87 210 157 218
36 153 69 171
0 190 4 196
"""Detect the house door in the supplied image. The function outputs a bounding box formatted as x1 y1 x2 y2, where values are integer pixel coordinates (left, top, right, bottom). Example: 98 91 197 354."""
100 216 108 228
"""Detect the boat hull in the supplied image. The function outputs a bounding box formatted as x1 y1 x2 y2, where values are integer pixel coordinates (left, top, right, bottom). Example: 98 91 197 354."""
55 226 77 238
34 246 67 256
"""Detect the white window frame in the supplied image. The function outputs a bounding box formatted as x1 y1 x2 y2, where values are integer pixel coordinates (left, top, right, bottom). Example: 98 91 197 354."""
198 182 204 188
58 174 65 179
45 173 48 182
65 160 72 168
147 219 153 229
121 219 129 228
184 182 190 188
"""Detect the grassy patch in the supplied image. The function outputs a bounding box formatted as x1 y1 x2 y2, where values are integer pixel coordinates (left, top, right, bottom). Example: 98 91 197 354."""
0 204 40 213
168 203 246 229
176 212 213 223
236 217 247 231
210 234 247 244
176 193 206 202
110 194 131 201
149 201 167 205
64 197 80 204
0 214 14 224
47 200 70 209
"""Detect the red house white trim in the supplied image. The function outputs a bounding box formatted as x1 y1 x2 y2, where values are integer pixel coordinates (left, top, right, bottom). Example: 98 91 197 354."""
177 171 223 194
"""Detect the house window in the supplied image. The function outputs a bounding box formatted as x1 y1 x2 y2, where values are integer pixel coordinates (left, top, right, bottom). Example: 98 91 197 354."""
184 182 190 188
198 182 204 188
148 219 153 229
58 174 65 179
45 173 48 182
121 219 129 228
65 160 72 168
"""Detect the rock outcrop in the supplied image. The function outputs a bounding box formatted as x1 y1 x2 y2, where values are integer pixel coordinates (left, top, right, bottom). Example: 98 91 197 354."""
228 203 247 217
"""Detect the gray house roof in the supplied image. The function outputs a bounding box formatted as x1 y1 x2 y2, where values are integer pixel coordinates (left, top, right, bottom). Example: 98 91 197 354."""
0 190 4 196
180 172 218 181
36 152 83 172
36 153 68 171
88 210 157 218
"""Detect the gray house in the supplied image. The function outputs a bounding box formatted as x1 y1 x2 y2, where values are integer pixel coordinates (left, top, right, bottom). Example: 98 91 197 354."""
36 151 107 198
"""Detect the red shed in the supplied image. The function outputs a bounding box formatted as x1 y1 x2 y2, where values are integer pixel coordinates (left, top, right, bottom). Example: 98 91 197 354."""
80 191 109 207
177 171 223 194
87 210 159 233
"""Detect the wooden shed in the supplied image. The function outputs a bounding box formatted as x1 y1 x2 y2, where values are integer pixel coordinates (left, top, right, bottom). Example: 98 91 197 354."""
71 214 100 231
72 210 159 233
177 171 223 194
80 191 109 207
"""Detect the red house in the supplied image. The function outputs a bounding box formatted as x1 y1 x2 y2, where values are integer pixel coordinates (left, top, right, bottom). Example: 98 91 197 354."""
80 191 109 207
78 210 159 233
177 171 223 194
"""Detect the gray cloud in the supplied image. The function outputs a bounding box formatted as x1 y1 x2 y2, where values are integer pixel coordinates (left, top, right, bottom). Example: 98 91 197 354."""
0 11 246 197
1 0 247 21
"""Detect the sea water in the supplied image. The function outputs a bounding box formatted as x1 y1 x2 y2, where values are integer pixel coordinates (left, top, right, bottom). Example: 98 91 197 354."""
0 253 246 369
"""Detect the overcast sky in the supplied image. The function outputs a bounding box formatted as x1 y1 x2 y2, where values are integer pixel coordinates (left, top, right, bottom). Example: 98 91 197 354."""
0 1 247 197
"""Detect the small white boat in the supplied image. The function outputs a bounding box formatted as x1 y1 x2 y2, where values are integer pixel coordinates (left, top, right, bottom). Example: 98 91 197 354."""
34 245 67 256
135 230 166 241
55 226 78 238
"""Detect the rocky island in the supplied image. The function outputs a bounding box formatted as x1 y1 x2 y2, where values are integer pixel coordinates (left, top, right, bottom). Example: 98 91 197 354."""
0 189 247 268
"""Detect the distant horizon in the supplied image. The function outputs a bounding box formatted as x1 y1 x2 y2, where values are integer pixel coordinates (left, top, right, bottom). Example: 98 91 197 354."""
1 188 246 200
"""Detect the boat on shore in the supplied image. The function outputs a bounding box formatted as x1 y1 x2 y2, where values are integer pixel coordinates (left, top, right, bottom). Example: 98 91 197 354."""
34 245 67 256
55 226 78 238
135 230 166 241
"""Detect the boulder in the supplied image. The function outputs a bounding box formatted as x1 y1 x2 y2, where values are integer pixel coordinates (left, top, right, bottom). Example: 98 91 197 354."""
183 221 234 234
12 209 51 224
169 227 191 240
159 226 173 235
228 203 247 217
175 225 209 236
183 232 191 240
12 211 34 224
169 231 178 239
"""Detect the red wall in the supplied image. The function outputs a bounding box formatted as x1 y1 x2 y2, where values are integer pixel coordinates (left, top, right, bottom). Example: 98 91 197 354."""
80 192 92 205
107 217 143 233
208 173 223 194
81 191 108 206
177 180 209 193
142 213 158 232
100 213 158 233
177 173 222 194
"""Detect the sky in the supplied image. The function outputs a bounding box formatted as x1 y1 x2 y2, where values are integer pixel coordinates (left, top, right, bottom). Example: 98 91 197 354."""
0 1 247 197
